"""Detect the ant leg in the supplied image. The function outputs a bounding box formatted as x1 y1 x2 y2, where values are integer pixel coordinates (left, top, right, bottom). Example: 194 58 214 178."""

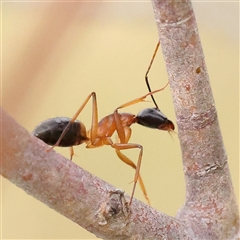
69 147 74 161
112 83 168 204
50 92 98 149
112 113 149 205
145 41 160 109
112 142 149 205
115 82 168 111
115 149 150 205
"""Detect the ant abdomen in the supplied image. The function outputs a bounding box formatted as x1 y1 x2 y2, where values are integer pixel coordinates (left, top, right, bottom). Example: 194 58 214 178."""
33 117 88 147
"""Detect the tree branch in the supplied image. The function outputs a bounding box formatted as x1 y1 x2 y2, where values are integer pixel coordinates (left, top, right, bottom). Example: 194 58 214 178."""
151 0 239 238
1 108 192 239
1 1 239 239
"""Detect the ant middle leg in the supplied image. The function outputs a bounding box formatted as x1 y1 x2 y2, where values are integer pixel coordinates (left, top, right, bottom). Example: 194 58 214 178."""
69 146 74 161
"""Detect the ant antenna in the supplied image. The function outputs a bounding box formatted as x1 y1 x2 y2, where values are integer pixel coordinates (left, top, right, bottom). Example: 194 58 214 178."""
145 41 160 109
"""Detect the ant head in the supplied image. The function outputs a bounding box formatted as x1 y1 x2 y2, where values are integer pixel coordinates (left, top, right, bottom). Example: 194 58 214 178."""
136 108 174 131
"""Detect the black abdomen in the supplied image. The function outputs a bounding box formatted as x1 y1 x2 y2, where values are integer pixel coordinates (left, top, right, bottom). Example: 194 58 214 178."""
33 117 88 147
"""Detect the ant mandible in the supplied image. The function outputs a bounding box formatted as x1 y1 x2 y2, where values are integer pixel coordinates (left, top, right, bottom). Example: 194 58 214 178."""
32 42 174 206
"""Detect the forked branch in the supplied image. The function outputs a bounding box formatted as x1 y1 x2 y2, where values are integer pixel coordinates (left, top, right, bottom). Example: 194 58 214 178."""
1 1 239 239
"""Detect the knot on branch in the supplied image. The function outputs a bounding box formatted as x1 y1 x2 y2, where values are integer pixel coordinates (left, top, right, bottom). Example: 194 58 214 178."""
96 189 129 226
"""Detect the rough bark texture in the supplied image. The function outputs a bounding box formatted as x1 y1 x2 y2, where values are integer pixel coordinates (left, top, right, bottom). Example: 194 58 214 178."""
151 0 239 239
1 108 193 239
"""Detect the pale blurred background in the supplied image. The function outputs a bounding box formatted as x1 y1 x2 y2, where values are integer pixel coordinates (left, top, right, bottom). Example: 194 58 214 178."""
1 2 239 240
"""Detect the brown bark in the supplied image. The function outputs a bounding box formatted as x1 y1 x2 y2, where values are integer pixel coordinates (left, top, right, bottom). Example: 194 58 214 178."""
1 108 192 239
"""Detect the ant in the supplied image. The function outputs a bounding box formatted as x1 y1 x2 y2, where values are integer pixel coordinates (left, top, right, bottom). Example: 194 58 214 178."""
32 42 174 205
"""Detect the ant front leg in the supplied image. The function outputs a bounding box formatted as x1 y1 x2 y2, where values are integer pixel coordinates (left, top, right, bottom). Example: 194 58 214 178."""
115 147 150 206
112 141 149 206
111 86 168 205
112 110 150 205
115 83 168 111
